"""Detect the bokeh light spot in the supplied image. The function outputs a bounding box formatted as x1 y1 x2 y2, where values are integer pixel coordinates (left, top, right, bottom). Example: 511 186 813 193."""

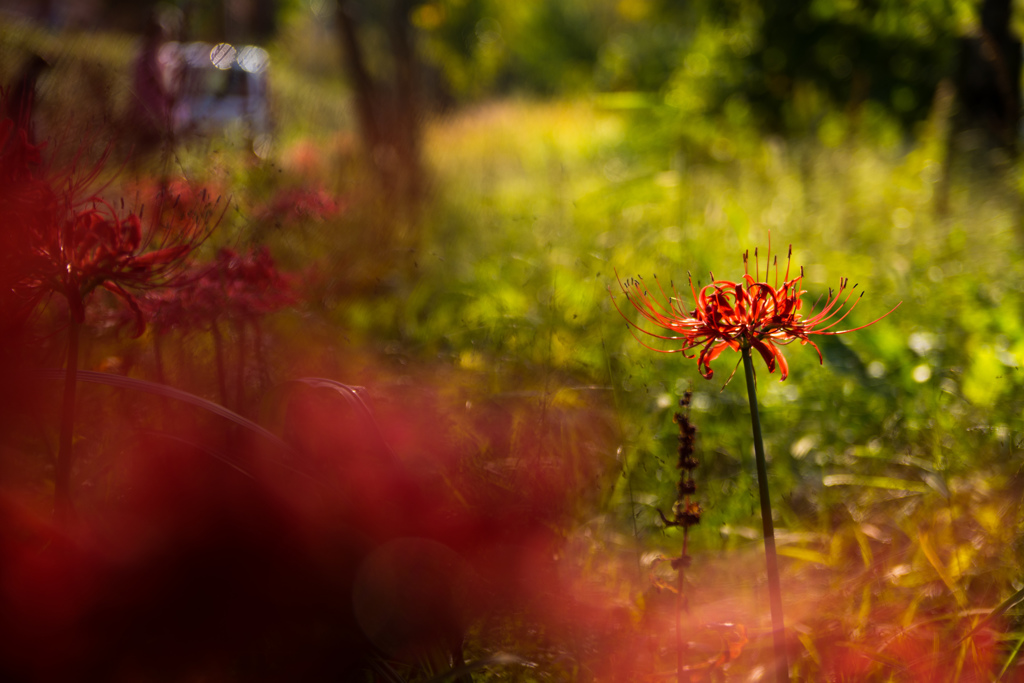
238 46 269 73
210 43 237 69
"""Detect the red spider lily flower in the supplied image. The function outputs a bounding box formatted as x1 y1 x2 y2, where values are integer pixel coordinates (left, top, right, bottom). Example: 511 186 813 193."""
0 117 54 327
0 115 219 337
140 246 294 332
125 177 226 232
1 98 221 520
203 246 295 320
28 198 205 335
0 82 223 337
257 186 343 226
613 243 900 380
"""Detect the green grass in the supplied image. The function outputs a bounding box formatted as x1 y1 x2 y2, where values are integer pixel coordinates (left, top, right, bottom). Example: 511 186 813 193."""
398 96 1021 535
403 98 1024 677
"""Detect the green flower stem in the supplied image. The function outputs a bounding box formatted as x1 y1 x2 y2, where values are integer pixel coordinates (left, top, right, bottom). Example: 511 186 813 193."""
677 530 688 683
741 346 789 683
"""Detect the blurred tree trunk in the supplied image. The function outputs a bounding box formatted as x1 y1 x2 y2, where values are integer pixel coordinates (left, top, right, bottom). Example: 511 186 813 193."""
954 0 1020 153
335 0 425 207
250 0 277 42
223 0 278 43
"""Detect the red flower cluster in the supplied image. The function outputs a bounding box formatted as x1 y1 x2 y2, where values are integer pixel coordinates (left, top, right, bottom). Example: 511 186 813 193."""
615 243 899 380
0 118 51 326
40 199 198 333
199 246 294 318
257 186 343 226
127 177 225 231
144 246 293 333
0 110 216 337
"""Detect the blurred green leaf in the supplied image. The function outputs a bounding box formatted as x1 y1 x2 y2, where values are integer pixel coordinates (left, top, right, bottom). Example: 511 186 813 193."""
822 474 928 493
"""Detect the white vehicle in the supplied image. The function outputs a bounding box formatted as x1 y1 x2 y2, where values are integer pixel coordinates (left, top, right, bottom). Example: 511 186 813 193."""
160 41 272 147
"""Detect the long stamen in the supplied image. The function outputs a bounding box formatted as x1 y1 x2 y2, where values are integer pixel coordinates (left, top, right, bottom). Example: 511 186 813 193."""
828 300 903 334
810 278 852 324
816 292 865 331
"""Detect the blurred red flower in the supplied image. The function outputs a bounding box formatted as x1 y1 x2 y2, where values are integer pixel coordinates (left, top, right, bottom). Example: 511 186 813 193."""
197 246 295 320
34 200 200 335
0 112 217 337
614 243 899 380
126 177 225 233
1 98 221 519
142 246 293 333
0 117 53 329
258 186 343 226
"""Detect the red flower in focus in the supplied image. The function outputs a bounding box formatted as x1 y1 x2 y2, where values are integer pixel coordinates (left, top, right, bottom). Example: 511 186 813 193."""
614 243 899 380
